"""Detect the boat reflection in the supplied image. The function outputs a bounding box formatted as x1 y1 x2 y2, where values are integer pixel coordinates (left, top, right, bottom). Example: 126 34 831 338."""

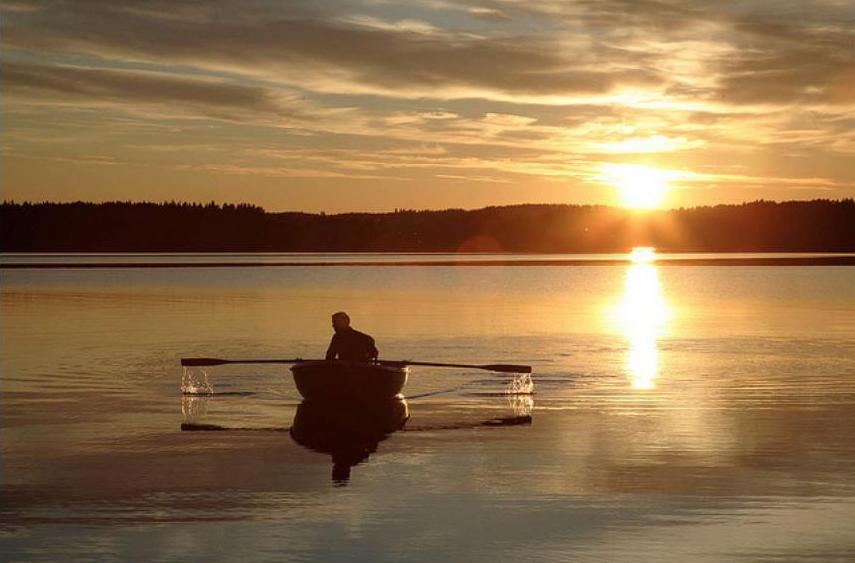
614 248 671 389
290 397 409 485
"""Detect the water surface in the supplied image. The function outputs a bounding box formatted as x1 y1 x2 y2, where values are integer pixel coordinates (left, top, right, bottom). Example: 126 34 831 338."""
2 255 854 561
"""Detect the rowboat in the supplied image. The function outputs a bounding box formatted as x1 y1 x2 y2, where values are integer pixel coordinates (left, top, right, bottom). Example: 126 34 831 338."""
290 360 408 402
182 356 528 403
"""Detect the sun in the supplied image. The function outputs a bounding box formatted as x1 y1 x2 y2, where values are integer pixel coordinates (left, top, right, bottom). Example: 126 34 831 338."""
600 163 673 210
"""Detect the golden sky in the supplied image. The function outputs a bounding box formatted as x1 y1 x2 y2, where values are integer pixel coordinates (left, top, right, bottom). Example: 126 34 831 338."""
2 0 854 211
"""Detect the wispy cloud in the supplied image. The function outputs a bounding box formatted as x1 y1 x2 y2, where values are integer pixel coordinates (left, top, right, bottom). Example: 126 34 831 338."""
2 1 664 100
3 60 299 119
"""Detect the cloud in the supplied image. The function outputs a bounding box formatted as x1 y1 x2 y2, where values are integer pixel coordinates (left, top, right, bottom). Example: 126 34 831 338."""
2 60 298 120
5 0 852 107
466 6 510 20
2 0 663 100
3 0 855 208
715 20 855 105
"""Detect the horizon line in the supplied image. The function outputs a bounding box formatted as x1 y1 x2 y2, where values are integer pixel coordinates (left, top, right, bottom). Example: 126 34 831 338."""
3 197 853 216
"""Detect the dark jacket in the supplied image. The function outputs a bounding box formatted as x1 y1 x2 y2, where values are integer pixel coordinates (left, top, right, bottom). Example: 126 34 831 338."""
325 327 378 362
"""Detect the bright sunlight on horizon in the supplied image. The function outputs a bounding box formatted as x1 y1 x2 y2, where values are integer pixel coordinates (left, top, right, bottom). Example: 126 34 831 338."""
600 164 679 210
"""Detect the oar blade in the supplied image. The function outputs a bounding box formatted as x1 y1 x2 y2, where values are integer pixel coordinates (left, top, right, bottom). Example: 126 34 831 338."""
482 364 532 374
181 357 229 367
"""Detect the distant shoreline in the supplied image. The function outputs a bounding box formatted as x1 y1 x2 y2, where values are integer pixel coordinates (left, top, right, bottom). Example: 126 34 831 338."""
3 256 854 269
3 200 853 254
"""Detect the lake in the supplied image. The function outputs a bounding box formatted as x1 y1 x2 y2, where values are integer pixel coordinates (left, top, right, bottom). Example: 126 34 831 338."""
2 253 854 562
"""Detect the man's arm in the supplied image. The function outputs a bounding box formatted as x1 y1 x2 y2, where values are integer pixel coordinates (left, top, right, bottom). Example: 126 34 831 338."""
325 334 338 360
367 335 378 361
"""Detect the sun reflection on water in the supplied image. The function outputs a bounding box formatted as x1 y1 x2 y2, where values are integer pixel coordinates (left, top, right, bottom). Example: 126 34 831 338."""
614 248 671 389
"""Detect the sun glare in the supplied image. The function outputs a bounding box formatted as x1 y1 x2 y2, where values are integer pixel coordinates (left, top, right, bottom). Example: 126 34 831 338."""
600 163 674 210
606 248 671 390
621 263 669 389
629 247 656 263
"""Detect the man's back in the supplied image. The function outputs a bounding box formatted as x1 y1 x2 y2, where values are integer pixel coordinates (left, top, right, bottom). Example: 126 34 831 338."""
326 327 378 362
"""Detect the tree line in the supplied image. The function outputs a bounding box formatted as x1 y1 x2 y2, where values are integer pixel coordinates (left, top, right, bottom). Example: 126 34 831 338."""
1 199 852 252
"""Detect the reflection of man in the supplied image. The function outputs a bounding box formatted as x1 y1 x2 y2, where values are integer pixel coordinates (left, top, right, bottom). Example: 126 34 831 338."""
325 312 379 362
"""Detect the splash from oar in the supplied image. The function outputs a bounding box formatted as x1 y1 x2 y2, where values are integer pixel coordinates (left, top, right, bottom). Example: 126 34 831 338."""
181 366 214 395
507 373 534 395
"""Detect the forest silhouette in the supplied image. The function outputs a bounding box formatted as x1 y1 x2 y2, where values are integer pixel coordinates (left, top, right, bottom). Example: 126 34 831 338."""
1 199 852 253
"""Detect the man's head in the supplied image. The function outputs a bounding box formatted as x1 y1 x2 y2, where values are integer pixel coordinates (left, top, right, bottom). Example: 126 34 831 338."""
331 311 351 332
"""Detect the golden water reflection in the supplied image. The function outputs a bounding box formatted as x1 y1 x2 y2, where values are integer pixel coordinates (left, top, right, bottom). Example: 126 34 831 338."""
613 248 672 389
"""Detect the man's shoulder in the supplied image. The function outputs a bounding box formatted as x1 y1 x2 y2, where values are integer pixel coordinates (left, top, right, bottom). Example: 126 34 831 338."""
350 328 375 342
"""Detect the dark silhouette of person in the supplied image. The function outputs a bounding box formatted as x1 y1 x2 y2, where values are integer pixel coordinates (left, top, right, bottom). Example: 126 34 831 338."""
325 312 378 362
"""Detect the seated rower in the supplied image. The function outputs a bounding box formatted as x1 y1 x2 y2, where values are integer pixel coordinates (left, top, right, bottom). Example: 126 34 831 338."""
325 312 379 362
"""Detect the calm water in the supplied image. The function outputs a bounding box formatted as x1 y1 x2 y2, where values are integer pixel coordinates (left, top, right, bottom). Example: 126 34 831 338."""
2 255 854 562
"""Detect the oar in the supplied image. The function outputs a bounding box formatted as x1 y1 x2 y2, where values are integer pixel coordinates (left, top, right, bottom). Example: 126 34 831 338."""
180 357 531 373
181 357 311 367
378 360 531 374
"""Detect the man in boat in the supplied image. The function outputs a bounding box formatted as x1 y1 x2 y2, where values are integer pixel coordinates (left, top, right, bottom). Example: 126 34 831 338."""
326 311 379 362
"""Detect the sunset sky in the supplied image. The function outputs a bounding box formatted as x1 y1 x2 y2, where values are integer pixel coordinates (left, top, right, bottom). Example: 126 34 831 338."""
2 0 854 212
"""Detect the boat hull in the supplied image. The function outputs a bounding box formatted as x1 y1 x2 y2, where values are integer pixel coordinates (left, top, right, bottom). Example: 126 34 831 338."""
290 360 408 402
